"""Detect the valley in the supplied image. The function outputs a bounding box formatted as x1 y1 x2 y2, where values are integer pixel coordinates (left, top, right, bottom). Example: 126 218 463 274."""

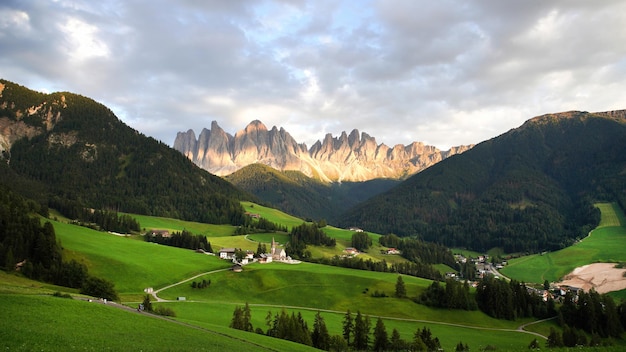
2 80 626 350
4 201 626 350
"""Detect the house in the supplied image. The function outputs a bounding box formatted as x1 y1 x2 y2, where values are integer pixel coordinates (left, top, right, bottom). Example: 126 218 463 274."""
148 229 170 238
219 248 237 259
245 212 261 219
245 250 254 260
344 247 359 255
259 253 273 263
348 227 364 232
232 264 243 273
386 248 399 255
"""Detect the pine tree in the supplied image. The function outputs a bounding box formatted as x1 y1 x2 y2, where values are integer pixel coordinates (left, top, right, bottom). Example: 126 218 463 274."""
243 302 253 332
546 327 563 347
342 309 354 344
373 317 389 351
353 310 370 350
390 328 406 351
312 311 331 350
142 294 153 312
395 275 406 298
230 306 244 330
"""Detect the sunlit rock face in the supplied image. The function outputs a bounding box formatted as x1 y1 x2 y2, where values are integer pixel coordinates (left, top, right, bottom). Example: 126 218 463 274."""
174 120 472 182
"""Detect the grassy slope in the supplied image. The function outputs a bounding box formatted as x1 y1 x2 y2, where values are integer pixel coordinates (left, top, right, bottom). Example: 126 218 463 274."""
242 201 307 230
0 279 315 352
51 219 232 298
130 213 235 237
19 202 623 350
501 203 626 283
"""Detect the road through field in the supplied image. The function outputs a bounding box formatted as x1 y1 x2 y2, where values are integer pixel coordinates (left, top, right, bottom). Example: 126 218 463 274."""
149 266 551 340
150 268 230 302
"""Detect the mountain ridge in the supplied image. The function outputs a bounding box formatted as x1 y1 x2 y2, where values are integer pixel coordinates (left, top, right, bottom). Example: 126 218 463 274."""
338 109 626 253
174 120 472 182
0 79 250 224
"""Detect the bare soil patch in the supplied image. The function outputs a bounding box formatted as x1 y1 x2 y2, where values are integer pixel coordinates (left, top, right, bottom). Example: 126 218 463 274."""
557 263 626 293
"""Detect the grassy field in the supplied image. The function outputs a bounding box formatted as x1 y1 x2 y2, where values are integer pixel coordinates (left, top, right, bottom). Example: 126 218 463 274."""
42 216 552 349
0 293 316 352
129 213 236 237
50 219 232 297
157 262 521 329
241 201 308 230
501 203 626 283
14 202 624 350
161 300 542 352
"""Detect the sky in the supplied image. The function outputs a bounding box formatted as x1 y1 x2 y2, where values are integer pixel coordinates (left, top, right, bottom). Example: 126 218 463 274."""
1 1 626 150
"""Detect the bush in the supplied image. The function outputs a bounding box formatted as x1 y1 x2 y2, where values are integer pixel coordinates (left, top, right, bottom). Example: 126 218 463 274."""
52 291 73 299
80 276 119 301
153 305 176 317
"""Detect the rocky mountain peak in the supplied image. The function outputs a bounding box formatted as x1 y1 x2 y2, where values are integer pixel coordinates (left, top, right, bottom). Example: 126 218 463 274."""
174 120 473 182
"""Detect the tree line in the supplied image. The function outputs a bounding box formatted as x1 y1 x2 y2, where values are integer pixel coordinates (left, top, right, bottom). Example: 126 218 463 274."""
234 216 288 235
230 303 450 351
380 234 457 268
145 230 212 252
310 256 443 281
285 223 336 259
475 276 556 320
0 186 118 300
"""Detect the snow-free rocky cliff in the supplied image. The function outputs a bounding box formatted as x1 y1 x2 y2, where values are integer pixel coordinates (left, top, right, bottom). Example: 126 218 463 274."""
174 120 472 182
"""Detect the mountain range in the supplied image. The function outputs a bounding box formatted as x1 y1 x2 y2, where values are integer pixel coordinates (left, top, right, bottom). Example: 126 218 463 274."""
174 120 472 182
2 79 625 255
340 110 626 252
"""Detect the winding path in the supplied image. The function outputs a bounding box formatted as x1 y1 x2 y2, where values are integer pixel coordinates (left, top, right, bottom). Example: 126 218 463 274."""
147 267 551 340
150 268 230 302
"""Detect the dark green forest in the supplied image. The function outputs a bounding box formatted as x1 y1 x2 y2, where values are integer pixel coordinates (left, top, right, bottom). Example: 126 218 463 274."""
0 79 251 225
0 186 118 300
226 163 399 221
340 111 626 253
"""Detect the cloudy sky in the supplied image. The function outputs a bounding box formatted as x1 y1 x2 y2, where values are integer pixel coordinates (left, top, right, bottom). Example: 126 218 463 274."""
2 1 626 150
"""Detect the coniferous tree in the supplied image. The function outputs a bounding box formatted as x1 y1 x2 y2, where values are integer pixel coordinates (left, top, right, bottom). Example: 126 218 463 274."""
329 335 349 352
390 328 407 351
412 334 427 351
546 327 563 348
230 306 244 330
373 317 389 351
312 311 331 351
243 302 253 332
395 275 406 298
352 310 369 350
142 294 153 312
455 341 470 351
342 309 353 345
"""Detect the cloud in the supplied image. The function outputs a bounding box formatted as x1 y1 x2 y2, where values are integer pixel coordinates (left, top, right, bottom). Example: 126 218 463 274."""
1 0 625 151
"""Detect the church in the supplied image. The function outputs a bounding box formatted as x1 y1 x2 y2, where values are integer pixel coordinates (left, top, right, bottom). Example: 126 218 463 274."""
270 237 287 261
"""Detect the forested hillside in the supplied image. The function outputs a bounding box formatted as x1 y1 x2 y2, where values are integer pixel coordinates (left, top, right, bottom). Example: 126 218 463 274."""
226 163 399 221
0 80 251 224
340 111 626 253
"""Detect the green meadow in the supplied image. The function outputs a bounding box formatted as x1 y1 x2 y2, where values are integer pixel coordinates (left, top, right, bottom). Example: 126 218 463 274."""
501 203 626 283
9 201 625 350
129 213 236 236
160 301 541 352
242 201 308 229
0 292 316 352
51 219 232 297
